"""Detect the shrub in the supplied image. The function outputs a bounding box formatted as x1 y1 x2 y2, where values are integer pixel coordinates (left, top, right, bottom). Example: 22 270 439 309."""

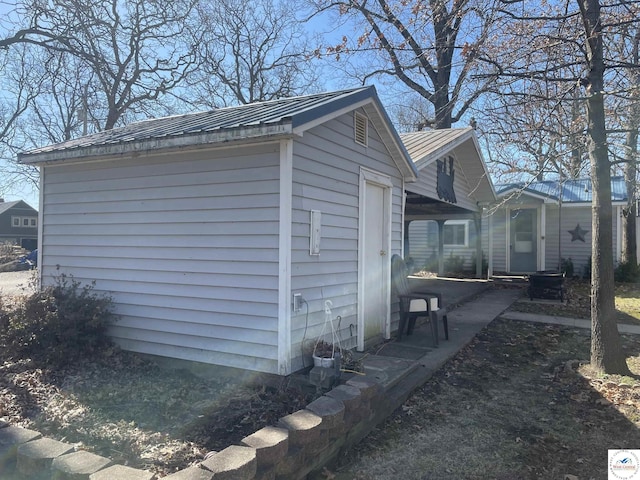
614 261 640 283
1 274 115 366
444 253 465 274
561 257 574 278
470 252 489 275
422 252 439 272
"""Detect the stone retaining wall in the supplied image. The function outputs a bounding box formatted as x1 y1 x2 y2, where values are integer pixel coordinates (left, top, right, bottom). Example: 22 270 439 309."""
0 375 394 480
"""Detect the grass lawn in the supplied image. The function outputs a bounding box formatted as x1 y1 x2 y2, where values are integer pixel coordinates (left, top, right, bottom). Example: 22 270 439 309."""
508 280 640 325
326 319 640 480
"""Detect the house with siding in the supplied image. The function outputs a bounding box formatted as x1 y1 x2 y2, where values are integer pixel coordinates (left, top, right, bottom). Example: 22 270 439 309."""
401 128 496 276
19 87 422 376
0 199 38 250
487 176 640 277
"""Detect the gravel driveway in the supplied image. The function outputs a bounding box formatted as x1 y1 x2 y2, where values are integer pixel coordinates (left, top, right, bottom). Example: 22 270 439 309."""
0 270 37 298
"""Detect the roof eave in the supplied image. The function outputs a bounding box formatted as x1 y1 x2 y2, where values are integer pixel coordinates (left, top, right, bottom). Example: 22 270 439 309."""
19 124 293 165
411 127 473 169
408 128 496 201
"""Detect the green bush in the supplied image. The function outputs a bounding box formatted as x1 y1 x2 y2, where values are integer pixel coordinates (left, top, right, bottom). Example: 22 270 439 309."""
1 275 115 366
614 261 640 283
561 257 574 278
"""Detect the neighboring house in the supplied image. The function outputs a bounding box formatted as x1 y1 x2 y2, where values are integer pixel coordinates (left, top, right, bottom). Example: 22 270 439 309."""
487 176 640 276
0 199 38 250
20 87 421 376
402 128 497 275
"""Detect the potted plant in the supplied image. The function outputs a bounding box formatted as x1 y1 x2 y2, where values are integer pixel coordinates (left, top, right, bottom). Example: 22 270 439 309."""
312 340 337 368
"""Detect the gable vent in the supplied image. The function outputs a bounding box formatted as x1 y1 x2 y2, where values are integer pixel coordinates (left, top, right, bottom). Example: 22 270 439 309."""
354 112 368 146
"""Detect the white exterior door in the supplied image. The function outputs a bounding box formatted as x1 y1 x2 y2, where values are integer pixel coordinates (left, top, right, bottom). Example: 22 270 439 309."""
358 168 392 351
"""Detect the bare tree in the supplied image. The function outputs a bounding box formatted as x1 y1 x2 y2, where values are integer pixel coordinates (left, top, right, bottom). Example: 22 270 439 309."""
489 0 636 374
480 78 589 183
613 19 639 266
0 43 45 193
576 0 631 375
309 0 501 129
189 0 319 108
1 0 200 131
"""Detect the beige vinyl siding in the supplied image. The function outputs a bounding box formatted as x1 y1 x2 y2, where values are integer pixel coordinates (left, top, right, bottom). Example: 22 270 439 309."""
289 109 404 370
41 144 282 374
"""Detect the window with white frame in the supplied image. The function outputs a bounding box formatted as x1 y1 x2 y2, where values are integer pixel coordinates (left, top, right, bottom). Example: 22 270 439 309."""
443 220 469 247
11 216 37 228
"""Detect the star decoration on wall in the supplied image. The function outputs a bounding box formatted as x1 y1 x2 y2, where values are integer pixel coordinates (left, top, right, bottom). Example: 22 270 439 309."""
568 223 588 242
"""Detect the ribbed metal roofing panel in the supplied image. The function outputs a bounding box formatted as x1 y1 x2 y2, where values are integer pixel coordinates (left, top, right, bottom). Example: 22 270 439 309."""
496 176 628 203
400 128 473 166
22 87 372 157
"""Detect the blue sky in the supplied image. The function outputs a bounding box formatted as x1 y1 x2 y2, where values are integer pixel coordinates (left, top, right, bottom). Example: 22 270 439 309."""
0 2 362 209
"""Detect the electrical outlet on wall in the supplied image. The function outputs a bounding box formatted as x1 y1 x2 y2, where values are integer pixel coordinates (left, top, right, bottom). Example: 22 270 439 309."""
293 293 303 312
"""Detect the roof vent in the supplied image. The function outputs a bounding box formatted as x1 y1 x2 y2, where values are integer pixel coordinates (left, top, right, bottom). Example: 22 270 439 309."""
354 112 368 147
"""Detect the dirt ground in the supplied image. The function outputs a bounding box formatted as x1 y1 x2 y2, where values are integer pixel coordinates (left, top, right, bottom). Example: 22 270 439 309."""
2 276 639 478
0 347 318 476
324 318 640 480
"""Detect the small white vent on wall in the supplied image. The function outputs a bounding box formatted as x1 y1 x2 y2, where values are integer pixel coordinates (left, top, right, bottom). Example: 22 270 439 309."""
354 112 368 146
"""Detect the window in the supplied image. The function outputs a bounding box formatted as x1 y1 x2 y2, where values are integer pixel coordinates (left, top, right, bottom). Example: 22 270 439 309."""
354 112 368 146
443 220 469 247
11 216 37 228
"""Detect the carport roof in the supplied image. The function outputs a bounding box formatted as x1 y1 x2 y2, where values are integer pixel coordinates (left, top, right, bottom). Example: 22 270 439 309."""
400 128 496 206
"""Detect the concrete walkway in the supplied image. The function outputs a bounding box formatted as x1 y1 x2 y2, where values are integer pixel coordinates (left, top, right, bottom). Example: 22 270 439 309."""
502 310 640 335
349 286 524 407
350 283 640 410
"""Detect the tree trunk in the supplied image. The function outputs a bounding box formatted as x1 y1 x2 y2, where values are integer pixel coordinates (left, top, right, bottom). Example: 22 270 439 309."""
621 128 638 266
621 27 639 266
578 0 631 375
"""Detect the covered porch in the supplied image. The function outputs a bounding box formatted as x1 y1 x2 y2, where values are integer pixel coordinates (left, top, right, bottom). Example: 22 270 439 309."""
400 128 496 278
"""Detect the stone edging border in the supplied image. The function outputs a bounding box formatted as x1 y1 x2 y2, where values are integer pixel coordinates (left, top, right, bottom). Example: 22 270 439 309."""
0 375 395 480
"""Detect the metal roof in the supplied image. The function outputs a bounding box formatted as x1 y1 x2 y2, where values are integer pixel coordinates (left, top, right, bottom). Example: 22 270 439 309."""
400 127 496 204
496 176 629 203
19 86 417 182
401 128 474 168
22 87 372 158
